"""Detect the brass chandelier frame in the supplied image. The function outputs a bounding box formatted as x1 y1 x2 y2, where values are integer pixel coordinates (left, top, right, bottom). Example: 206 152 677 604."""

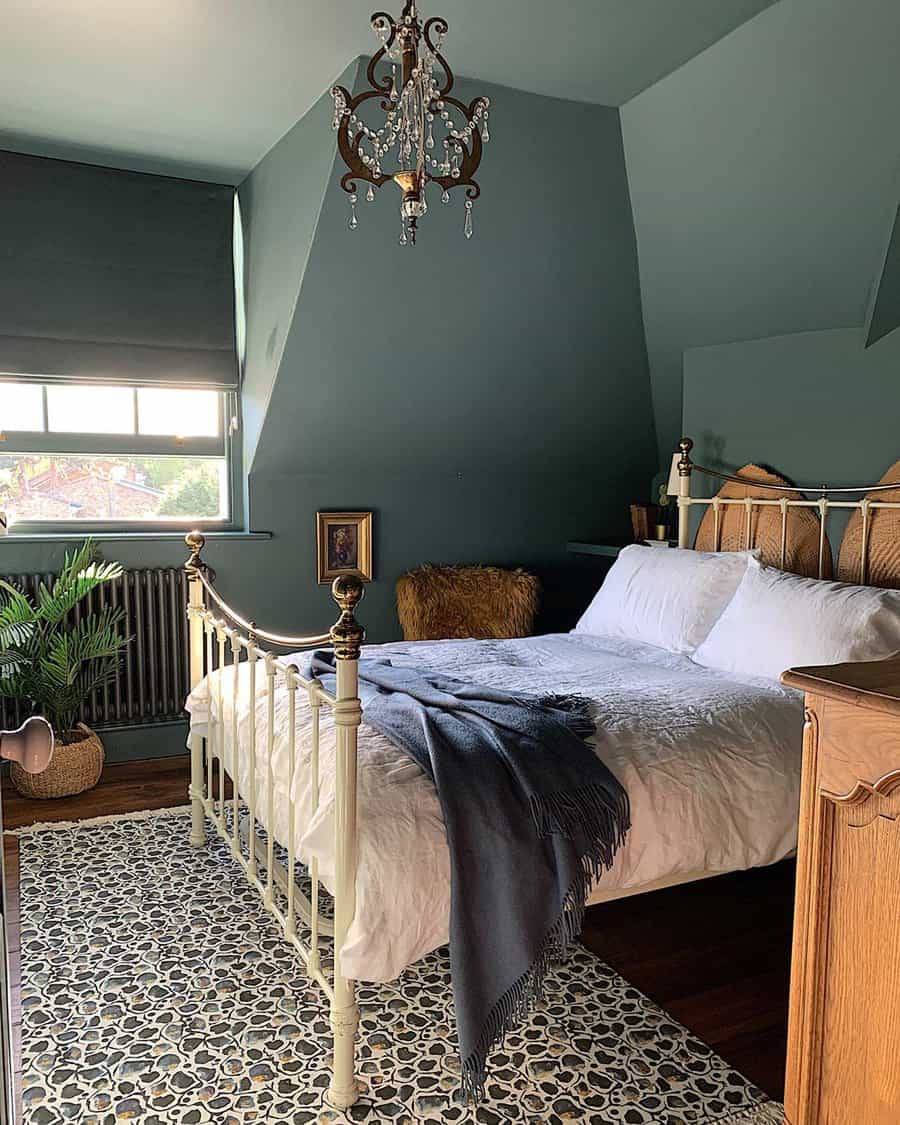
331 1 488 242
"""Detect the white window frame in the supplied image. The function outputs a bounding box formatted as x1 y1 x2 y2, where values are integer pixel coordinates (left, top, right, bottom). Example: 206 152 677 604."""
0 381 241 533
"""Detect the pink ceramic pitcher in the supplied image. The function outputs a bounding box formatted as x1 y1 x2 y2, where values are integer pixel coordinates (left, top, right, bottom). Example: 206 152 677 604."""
0 717 54 774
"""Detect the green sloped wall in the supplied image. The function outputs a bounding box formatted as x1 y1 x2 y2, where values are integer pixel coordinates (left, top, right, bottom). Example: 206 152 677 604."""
238 61 356 473
238 65 658 640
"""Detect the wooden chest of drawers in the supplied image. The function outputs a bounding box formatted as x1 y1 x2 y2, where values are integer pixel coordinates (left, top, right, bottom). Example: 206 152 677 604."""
782 658 900 1125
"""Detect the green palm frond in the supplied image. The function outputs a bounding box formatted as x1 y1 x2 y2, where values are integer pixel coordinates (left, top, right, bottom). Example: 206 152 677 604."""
0 581 37 685
37 561 125 624
0 652 27 675
0 619 34 649
55 540 99 588
0 540 130 740
42 608 128 687
0 579 37 626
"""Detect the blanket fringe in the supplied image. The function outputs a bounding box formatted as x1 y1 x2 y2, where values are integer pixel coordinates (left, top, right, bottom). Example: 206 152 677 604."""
534 693 596 740
5 805 191 838
530 785 630 867
461 784 631 1102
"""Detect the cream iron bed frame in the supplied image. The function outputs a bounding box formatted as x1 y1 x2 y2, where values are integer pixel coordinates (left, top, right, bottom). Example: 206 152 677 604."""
183 441 900 1109
184 532 365 1109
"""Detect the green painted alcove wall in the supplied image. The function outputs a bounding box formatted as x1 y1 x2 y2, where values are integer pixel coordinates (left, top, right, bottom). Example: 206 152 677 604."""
1 65 657 759
621 0 900 464
683 327 900 487
238 62 657 647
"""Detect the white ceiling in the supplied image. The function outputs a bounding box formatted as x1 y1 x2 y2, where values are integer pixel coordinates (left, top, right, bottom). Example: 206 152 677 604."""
0 0 777 183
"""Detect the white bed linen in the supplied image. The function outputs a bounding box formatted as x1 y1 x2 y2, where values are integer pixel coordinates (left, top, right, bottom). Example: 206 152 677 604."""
574 544 758 653
185 633 804 983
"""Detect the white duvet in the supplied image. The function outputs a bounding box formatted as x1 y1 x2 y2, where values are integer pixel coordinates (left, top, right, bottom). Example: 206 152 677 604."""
185 633 804 983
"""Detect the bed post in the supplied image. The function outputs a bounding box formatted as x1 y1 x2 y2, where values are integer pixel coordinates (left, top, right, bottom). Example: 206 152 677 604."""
677 437 694 550
326 574 365 1110
185 531 208 848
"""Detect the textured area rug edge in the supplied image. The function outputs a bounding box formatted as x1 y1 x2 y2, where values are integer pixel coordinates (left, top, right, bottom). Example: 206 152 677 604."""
4 804 191 837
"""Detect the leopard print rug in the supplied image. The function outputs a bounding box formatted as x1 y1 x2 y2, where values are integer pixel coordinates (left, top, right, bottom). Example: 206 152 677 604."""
16 810 784 1124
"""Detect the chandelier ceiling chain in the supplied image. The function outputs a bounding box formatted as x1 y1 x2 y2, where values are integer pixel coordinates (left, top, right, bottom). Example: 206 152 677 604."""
330 1 490 245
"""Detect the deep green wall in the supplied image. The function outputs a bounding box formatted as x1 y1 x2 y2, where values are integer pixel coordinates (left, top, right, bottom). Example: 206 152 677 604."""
241 64 657 643
239 68 354 471
866 201 900 348
683 327 900 485
1 68 656 761
621 0 900 465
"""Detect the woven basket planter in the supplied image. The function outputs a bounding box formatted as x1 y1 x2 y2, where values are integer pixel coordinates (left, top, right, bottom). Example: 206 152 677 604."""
10 723 104 800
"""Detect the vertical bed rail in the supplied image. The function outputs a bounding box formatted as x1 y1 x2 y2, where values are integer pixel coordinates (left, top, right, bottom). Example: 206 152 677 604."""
325 577 365 1109
183 531 366 1110
187 533 208 849
676 437 694 549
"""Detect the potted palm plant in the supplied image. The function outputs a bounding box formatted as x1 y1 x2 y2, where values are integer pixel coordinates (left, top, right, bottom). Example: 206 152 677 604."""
0 541 129 798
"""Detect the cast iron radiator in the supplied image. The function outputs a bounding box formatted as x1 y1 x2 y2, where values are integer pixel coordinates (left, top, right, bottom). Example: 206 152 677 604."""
0 567 190 730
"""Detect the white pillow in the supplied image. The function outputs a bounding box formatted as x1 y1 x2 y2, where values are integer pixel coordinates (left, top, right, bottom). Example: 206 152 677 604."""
693 558 900 682
573 544 758 654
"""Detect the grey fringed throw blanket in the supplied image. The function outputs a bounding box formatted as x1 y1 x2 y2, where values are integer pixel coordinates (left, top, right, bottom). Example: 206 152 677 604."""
304 652 630 1101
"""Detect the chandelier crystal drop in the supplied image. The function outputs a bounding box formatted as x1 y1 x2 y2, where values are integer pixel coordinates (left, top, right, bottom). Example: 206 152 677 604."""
330 2 490 246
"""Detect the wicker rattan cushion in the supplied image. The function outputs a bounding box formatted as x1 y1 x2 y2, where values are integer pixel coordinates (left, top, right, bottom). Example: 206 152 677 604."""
837 460 900 588
396 564 540 641
694 463 833 579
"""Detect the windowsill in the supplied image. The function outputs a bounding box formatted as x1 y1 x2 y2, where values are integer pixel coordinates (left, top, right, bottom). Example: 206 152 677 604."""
0 530 272 542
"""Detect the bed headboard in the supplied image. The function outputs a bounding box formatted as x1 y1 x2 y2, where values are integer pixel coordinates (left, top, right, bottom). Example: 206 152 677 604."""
672 437 900 588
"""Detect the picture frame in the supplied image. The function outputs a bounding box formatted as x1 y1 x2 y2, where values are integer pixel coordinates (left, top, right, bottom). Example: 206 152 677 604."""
316 511 373 585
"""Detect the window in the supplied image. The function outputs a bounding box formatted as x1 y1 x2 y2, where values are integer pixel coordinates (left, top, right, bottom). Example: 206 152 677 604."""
0 382 234 527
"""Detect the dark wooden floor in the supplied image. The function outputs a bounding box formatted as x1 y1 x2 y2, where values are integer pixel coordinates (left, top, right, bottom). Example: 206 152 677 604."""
2 755 793 1109
581 862 794 1100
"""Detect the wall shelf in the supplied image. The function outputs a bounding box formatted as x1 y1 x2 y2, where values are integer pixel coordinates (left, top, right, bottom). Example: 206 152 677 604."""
566 541 628 558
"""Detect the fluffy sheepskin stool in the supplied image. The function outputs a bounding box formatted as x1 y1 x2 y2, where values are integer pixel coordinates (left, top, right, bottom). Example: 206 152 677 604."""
396 564 540 641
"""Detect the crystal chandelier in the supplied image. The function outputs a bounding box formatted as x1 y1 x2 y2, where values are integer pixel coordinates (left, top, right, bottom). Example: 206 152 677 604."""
330 2 490 246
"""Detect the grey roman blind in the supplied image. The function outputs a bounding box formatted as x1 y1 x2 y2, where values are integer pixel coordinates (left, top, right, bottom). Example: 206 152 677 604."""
0 150 238 390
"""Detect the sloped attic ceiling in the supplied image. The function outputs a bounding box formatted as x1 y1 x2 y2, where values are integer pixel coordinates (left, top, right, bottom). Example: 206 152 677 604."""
621 0 900 462
237 67 349 472
865 200 900 348
0 0 778 182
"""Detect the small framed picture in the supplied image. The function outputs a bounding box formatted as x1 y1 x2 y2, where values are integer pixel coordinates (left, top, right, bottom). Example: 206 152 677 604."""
317 511 373 584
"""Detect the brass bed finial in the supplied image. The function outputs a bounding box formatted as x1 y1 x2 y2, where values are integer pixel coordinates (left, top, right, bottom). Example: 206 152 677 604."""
331 575 366 661
678 437 694 477
185 530 206 573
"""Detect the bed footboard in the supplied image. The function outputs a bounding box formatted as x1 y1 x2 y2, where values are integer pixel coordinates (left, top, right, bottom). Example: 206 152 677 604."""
183 532 365 1109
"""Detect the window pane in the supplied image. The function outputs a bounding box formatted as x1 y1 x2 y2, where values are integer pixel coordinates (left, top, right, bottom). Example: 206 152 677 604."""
47 385 134 434
137 388 219 437
0 384 43 431
0 454 228 522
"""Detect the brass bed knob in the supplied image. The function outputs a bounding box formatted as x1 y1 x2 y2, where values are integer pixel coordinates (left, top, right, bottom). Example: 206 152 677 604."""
331 576 366 660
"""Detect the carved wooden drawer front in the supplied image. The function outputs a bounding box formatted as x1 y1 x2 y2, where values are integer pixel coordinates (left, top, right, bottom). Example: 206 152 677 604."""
781 662 900 1125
